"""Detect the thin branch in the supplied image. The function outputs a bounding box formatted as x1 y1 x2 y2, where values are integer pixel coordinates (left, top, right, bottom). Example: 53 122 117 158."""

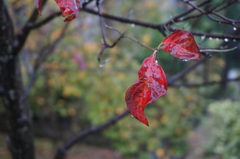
12 0 47 55
21 24 69 104
163 0 211 26
82 8 240 40
215 0 237 12
171 76 240 88
168 58 208 84
105 25 155 51
97 0 108 45
27 11 61 29
182 0 240 27
200 46 238 53
54 110 129 159
97 33 124 62
26 5 240 41
168 27 240 40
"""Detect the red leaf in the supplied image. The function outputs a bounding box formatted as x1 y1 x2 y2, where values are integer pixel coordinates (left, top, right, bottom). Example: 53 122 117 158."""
125 80 151 126
125 51 168 126
56 0 80 22
35 0 42 14
161 30 201 61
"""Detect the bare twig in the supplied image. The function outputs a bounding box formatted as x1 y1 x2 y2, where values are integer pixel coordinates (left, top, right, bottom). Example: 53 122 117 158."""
105 25 155 51
21 24 69 104
12 0 47 56
200 46 238 53
54 110 129 159
168 58 208 84
171 76 240 88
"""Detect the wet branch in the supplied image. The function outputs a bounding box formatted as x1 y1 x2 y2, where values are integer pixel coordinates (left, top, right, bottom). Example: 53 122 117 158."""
171 76 240 88
54 110 129 159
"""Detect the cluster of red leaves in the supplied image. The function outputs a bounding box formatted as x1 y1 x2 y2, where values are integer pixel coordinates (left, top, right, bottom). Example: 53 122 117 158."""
35 0 80 22
34 0 200 126
125 51 168 126
125 30 201 126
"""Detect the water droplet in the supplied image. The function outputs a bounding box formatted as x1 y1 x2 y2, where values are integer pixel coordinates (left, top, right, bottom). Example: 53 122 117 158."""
179 17 184 21
131 23 135 27
224 38 229 42
233 39 237 42
99 64 104 68
216 38 219 41
209 37 213 40
201 36 206 41
233 27 237 31
131 115 134 118
182 59 189 62
155 60 158 64
104 58 110 63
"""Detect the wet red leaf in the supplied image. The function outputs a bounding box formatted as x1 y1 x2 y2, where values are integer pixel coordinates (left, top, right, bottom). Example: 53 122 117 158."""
35 0 42 14
125 51 168 126
161 30 201 61
56 0 80 22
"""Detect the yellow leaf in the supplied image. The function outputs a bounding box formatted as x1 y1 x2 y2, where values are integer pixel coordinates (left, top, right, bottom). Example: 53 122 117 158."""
142 34 151 45
47 78 55 87
156 148 165 158
161 115 169 124
50 29 62 40
57 99 65 106
37 97 45 105
60 51 68 59
68 108 76 116
78 71 87 79
83 43 99 53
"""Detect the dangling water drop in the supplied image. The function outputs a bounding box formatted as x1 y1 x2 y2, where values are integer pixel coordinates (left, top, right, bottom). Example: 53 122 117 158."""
209 37 213 40
131 23 135 27
99 64 104 68
224 38 229 42
233 27 237 31
216 38 219 41
104 58 110 63
233 39 236 42
179 17 184 21
183 59 189 62
201 36 206 41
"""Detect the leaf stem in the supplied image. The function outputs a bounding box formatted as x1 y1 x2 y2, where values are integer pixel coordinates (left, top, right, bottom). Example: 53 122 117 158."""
156 42 163 50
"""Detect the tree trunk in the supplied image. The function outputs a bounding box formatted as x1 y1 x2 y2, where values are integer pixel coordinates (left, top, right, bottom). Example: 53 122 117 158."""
0 1 35 159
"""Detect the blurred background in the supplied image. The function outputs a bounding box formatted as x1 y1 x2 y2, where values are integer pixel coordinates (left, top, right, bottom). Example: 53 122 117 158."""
0 0 240 159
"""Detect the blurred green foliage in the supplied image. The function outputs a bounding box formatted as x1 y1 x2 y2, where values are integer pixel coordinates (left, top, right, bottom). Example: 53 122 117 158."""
202 100 240 159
